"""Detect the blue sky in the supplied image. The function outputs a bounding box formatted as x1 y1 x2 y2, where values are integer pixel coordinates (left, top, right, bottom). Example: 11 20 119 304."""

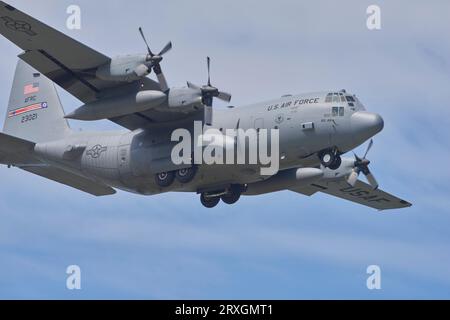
1 0 450 299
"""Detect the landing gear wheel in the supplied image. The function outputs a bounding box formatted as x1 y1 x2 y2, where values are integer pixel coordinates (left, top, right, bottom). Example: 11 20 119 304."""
328 156 342 170
221 185 242 205
319 150 336 167
200 193 220 208
175 166 198 184
155 171 175 188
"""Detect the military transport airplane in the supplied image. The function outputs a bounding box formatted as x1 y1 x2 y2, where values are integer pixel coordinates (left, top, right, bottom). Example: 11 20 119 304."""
0 1 411 210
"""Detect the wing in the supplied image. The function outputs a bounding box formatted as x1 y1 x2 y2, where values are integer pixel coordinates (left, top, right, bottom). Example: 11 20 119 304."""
0 1 112 103
0 1 169 130
290 180 412 211
109 106 204 131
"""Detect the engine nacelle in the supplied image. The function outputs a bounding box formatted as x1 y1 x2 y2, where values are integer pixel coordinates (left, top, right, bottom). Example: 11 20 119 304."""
167 87 203 110
65 90 167 121
96 54 150 82
321 157 356 181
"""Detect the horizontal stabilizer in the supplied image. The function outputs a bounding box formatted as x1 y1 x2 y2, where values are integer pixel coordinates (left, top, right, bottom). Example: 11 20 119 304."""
1 132 115 196
22 165 116 197
0 132 35 165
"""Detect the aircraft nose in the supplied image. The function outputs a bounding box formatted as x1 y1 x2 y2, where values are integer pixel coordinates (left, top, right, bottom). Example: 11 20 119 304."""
351 112 384 141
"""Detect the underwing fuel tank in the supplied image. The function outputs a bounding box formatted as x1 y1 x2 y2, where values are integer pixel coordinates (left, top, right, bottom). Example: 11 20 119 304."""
65 90 167 121
245 167 324 195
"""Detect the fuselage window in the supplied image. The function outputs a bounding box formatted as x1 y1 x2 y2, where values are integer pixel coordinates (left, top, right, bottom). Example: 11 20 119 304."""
332 107 339 117
332 107 345 117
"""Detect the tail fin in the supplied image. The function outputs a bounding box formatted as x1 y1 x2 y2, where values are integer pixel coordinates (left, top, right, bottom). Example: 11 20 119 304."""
3 59 71 143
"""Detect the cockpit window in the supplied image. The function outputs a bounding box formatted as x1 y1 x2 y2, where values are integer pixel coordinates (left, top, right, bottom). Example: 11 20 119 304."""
326 93 353 104
346 96 355 102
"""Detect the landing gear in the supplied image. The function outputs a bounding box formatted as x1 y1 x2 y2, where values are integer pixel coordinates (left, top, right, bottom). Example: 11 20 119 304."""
155 166 197 188
155 171 175 188
175 166 198 184
200 193 221 208
319 149 342 170
221 185 242 205
328 156 342 170
200 185 245 208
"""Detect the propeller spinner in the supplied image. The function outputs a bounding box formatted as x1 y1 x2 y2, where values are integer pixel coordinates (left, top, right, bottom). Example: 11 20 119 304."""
138 27 172 92
187 57 232 126
347 139 379 190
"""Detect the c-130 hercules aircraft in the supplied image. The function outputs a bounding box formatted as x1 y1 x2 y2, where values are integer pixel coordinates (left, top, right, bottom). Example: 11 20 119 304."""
0 2 411 210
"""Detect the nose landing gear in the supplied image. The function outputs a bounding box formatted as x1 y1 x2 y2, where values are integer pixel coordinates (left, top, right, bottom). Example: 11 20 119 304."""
319 148 342 170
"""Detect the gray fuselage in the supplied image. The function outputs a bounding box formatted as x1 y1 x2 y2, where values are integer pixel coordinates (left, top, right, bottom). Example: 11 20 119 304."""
33 90 384 196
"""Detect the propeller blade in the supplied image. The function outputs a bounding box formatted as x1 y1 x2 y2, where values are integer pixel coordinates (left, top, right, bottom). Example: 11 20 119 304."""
156 72 169 92
204 105 213 126
158 41 173 56
353 152 362 163
217 91 232 102
151 64 169 92
189 57 231 125
138 27 153 56
363 139 374 159
365 171 379 190
207 56 211 86
347 169 359 187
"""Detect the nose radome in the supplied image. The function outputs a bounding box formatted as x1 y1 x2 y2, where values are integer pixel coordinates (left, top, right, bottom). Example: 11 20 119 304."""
351 112 384 140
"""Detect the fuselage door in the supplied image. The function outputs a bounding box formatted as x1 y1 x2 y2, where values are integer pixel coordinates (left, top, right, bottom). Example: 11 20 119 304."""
117 144 131 178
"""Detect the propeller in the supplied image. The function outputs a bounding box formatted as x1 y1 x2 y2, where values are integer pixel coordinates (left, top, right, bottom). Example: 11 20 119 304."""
347 139 379 190
138 27 172 91
187 57 232 126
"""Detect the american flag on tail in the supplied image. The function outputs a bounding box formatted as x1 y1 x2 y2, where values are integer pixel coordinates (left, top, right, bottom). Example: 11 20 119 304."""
24 83 40 95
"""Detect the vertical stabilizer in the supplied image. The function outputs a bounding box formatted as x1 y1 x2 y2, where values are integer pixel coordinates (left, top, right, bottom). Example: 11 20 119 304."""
3 59 70 142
